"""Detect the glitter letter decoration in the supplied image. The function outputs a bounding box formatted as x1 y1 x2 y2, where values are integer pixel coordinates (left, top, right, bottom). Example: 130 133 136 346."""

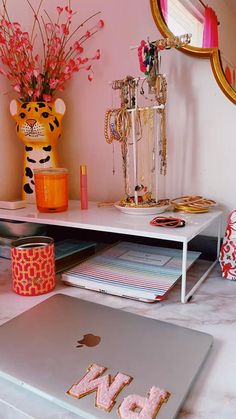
118 386 170 419
67 363 132 412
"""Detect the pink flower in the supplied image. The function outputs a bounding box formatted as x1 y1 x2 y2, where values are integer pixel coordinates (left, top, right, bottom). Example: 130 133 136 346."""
13 84 21 93
33 69 39 78
0 34 6 44
33 89 41 100
13 22 21 30
88 73 93 81
61 24 69 35
1 19 8 27
63 73 71 80
57 6 63 14
98 19 104 29
51 36 62 48
45 23 54 32
65 6 73 14
27 88 34 97
95 49 100 60
49 78 59 89
64 65 71 75
81 57 88 64
43 94 52 102
74 42 84 54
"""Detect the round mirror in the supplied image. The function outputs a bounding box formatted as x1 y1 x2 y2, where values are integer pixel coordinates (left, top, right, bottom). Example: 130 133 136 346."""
150 0 236 104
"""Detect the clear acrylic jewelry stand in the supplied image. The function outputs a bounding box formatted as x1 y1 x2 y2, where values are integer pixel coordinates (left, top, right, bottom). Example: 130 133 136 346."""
126 103 165 205
109 75 166 205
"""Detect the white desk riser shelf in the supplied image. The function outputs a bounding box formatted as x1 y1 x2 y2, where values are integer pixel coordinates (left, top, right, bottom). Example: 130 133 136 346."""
0 200 222 303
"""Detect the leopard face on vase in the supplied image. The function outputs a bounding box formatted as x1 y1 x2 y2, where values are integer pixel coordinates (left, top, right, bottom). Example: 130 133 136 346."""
10 98 66 203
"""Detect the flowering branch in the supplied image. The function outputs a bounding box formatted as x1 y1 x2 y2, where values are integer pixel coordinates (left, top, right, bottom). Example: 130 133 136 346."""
0 0 104 102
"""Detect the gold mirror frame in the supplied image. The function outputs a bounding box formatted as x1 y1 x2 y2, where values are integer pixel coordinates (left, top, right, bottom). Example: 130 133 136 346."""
150 0 236 105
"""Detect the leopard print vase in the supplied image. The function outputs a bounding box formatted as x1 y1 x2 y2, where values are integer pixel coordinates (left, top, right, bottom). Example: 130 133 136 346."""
10 98 66 203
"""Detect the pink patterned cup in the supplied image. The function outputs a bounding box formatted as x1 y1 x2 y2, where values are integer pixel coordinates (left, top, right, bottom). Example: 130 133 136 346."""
11 236 55 296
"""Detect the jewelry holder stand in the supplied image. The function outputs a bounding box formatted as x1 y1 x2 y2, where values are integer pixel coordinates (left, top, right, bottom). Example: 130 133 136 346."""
105 34 191 213
126 103 164 206
105 83 168 213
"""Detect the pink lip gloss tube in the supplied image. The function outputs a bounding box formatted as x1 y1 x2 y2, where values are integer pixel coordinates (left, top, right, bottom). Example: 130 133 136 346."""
80 165 88 210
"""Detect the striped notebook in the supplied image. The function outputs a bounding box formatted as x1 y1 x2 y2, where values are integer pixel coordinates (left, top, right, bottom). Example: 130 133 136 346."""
62 242 201 302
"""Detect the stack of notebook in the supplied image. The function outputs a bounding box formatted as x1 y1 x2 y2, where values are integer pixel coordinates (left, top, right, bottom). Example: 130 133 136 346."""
55 239 96 273
62 241 201 302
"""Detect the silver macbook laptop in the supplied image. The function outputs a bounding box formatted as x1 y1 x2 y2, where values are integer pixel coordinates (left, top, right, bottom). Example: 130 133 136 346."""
0 294 213 419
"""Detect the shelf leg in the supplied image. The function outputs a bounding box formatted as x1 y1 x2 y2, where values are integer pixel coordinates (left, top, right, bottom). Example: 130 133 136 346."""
216 215 222 258
181 241 188 303
183 214 222 303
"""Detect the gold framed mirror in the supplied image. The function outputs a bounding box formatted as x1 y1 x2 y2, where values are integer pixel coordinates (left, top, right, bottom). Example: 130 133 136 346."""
150 0 236 104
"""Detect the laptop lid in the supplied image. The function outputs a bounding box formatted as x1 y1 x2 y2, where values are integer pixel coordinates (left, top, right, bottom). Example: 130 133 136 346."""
0 294 213 419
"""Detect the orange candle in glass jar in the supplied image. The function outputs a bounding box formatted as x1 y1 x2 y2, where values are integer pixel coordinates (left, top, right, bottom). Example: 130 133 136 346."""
34 168 68 213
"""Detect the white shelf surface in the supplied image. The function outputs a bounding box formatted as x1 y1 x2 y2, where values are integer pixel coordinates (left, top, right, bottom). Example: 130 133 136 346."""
0 201 222 303
0 200 222 243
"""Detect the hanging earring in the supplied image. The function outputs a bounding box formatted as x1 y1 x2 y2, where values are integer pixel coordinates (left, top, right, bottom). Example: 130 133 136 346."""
112 142 115 176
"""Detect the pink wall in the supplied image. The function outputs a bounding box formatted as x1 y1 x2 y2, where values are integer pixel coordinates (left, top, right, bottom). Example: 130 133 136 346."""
57 0 159 202
0 0 236 229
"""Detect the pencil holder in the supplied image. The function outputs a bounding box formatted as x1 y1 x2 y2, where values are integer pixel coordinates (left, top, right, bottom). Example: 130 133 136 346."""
11 236 55 296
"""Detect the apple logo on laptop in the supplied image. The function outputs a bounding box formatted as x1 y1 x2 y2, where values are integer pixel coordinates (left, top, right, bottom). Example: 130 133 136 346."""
76 334 101 348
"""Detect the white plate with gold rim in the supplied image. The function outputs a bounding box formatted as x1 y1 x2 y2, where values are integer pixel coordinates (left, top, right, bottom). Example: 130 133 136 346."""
114 202 170 215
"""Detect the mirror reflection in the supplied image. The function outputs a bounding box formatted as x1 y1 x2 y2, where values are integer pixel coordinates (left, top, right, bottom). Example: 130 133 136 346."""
159 0 236 90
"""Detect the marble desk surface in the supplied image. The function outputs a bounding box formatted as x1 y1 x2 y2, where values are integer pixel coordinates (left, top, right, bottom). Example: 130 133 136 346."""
0 258 235 419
